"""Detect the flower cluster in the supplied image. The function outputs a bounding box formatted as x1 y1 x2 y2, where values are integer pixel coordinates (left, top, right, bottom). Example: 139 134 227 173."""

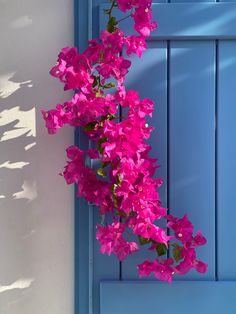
42 0 207 282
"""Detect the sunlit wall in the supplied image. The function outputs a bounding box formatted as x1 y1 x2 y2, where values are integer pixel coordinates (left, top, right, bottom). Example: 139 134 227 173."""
0 0 74 313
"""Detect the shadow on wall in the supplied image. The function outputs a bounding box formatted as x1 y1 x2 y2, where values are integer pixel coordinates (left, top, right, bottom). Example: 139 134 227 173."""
0 0 73 313
0 104 37 201
0 67 38 311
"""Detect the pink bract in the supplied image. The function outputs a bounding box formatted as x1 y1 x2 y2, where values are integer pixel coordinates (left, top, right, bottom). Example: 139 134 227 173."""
42 0 207 283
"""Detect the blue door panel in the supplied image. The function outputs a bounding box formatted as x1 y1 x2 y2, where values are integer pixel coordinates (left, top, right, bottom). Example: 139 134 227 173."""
75 1 236 313
99 3 236 39
96 3 236 313
93 209 120 313
169 41 216 280
218 41 236 280
100 281 236 314
122 42 168 279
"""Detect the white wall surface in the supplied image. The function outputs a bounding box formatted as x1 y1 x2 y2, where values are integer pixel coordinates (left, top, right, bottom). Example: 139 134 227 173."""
0 0 74 313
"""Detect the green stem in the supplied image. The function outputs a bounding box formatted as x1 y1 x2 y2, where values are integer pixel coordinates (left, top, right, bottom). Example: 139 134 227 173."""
108 0 116 20
116 13 132 24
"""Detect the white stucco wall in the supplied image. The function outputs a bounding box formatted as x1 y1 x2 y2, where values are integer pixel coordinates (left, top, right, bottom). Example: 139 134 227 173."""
0 1 74 313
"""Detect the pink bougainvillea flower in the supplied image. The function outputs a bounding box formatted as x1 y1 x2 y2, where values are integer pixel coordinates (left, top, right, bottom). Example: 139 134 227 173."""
137 259 155 277
88 149 100 159
42 108 61 135
174 247 208 275
116 0 134 12
96 222 139 260
97 55 131 84
167 214 194 243
153 258 174 283
62 145 85 185
192 230 207 247
118 89 140 108
132 5 157 37
137 258 174 283
132 221 172 245
194 260 208 273
50 48 94 93
101 29 125 54
43 0 207 283
125 35 147 57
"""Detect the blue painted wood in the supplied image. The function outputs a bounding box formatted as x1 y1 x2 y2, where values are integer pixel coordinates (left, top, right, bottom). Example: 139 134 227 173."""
74 1 93 313
100 3 236 39
93 210 120 314
100 281 236 314
218 41 236 280
74 0 236 313
169 41 215 280
74 1 119 314
122 41 168 279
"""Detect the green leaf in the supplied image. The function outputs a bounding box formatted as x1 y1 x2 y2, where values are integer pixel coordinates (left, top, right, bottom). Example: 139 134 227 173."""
101 114 116 122
99 50 104 62
111 183 118 192
107 16 117 33
138 236 151 245
108 114 116 120
97 168 106 177
101 161 110 168
97 161 110 177
156 243 167 256
173 246 183 262
92 76 98 88
103 82 115 89
84 121 97 132
111 184 118 207
116 211 127 217
96 91 102 97
97 137 108 154
117 173 122 185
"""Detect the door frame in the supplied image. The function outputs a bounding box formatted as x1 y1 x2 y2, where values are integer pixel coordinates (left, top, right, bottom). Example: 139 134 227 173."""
74 1 93 314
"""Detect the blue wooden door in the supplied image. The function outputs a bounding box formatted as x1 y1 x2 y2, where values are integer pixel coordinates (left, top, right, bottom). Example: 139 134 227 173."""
75 1 236 314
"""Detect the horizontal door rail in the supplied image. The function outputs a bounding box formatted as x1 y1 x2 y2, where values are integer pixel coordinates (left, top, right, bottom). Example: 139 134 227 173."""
100 3 236 40
101 281 236 314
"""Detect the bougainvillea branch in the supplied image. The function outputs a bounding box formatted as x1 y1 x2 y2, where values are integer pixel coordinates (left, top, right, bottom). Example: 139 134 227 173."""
42 0 207 283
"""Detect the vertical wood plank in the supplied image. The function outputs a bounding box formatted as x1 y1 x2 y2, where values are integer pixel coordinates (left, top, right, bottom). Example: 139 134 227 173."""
121 41 168 279
169 41 215 280
75 2 120 314
75 0 91 312
92 210 120 314
218 41 236 280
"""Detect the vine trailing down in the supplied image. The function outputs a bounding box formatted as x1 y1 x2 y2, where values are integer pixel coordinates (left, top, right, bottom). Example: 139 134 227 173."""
42 0 207 282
